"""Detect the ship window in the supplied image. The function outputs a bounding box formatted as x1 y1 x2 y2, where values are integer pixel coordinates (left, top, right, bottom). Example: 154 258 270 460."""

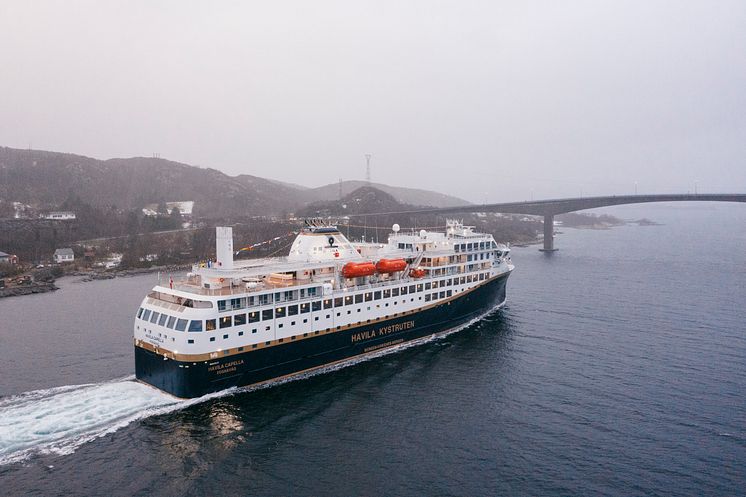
374 291 381 300
252 344 258 349
432 281 439 289
454 245 460 252
364 292 372 302
258 294 272 305
401 286 408 295
288 305 298 316
425 283 431 290
235 313 246 326
425 294 431 302
326 314 330 319
248 312 259 323
149 312 160 324
167 316 176 329
323 299 333 309
315 316 319 321
188 339 194 344
231 298 244 310
188 320 203 332
220 316 232 328
344 296 353 306
416 284 423 292
447 278 452 286
262 309 273 320
175 319 188 331
137 308 144 318
440 291 446 299
239 331 244 336
355 294 363 304
279 323 284 328
392 288 399 297
276 307 286 318
141 310 150 321
206 319 216 331
209 337 215 342
312 301 322 312
334 297 343 307
223 334 229 339
252 328 257 333
383 289 391 298
238 347 244 352
218 300 227 312
291 321 296 326
158 314 168 326
300 303 310 313
447 290 452 297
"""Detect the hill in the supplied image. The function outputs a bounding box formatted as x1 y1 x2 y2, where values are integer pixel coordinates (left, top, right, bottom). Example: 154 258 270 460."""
0 147 467 218
305 180 468 209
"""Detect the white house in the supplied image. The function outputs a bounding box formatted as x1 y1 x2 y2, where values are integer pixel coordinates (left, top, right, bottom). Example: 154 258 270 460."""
45 211 76 220
54 248 75 263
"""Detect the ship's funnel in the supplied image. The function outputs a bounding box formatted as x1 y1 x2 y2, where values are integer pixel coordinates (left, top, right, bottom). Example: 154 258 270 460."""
215 226 234 270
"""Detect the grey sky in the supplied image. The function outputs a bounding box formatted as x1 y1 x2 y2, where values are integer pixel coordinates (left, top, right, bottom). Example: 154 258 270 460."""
1 1 744 202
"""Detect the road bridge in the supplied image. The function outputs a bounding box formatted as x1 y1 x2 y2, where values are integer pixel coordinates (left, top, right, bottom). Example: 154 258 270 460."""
347 193 746 251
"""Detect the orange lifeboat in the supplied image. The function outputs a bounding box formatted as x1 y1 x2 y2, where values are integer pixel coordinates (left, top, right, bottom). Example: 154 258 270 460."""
409 268 426 278
342 261 376 278
376 258 407 274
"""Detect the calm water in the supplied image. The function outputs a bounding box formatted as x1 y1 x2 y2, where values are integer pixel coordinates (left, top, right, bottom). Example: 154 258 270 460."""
1 203 744 496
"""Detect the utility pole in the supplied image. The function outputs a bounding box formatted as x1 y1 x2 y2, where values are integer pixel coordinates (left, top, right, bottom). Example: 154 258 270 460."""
365 154 372 184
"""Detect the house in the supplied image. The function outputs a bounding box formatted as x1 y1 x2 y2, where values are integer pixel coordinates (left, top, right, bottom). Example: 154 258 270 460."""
54 248 75 263
0 251 19 264
44 211 76 220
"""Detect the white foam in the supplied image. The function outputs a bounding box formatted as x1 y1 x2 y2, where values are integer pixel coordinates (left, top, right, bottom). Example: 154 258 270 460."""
0 378 181 465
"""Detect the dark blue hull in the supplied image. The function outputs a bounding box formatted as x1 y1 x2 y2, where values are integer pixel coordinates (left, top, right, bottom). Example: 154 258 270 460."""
135 273 510 398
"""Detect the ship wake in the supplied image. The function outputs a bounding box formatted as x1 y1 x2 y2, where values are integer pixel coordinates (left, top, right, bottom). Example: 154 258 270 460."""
0 377 196 466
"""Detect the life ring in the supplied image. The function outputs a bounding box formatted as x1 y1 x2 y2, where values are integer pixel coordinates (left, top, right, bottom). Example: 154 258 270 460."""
219 278 224 283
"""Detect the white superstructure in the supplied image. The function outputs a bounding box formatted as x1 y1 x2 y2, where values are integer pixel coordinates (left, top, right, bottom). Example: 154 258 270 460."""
133 221 513 361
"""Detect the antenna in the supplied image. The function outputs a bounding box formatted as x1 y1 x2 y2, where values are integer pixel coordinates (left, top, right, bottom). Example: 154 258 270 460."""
365 154 372 184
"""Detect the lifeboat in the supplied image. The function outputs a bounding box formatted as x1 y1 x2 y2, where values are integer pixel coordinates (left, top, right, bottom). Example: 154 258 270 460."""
376 258 407 274
409 268 426 278
342 261 376 278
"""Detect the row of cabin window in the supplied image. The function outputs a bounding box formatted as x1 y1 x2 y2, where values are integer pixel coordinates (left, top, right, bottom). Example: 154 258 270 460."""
454 241 497 252
218 287 320 312
136 272 490 333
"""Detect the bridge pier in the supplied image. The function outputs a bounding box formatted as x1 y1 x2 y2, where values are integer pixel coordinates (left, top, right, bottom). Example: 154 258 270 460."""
540 214 558 252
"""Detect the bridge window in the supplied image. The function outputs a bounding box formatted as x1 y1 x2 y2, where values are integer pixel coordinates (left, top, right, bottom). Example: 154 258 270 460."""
175 319 188 331
167 316 176 329
158 314 168 326
149 312 160 324
188 320 203 332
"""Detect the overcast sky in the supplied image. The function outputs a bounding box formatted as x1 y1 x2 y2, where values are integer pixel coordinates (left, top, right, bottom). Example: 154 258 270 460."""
1 1 744 202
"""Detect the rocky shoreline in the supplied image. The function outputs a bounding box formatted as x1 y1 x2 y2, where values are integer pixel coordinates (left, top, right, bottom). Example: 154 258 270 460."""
72 264 191 282
0 282 58 298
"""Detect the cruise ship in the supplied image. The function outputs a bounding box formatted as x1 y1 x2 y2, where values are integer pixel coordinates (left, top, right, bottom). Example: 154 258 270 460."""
134 220 514 398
